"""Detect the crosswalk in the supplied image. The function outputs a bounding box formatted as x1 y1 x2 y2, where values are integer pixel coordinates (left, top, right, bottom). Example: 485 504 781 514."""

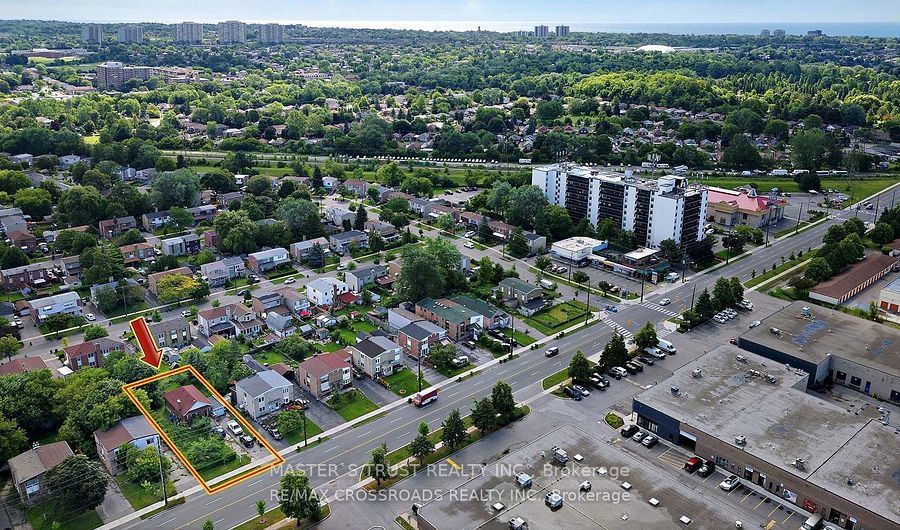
642 302 680 318
603 320 634 341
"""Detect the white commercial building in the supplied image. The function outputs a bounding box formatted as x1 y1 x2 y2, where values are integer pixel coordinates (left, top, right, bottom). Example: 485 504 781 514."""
550 237 608 262
532 164 707 250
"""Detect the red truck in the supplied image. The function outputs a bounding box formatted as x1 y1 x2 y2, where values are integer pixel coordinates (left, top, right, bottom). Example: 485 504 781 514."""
410 387 438 407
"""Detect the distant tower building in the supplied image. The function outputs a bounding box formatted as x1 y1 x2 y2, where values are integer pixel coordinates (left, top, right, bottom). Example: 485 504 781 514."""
175 22 204 43
759 29 770 37
773 28 786 37
82 24 103 44
806 29 823 37
534 25 549 38
258 23 284 44
555 25 570 37
219 20 246 44
95 61 154 89
117 25 144 44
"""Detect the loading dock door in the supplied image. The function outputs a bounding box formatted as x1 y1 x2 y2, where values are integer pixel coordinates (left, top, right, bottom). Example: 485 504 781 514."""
679 430 696 451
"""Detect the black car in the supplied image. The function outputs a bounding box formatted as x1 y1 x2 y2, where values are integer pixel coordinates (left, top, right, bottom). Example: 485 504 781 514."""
240 435 255 448
697 460 716 477
563 386 582 401
627 361 644 373
623 363 637 375
620 425 639 438
607 368 622 380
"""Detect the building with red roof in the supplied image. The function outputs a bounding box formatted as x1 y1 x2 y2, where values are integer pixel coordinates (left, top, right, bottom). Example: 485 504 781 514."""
164 384 212 421
0 356 48 376
296 351 351 398
706 187 785 228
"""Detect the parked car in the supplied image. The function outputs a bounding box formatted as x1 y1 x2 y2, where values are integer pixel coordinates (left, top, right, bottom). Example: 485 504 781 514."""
240 435 255 448
180 310 191 318
85 313 96 321
544 346 560 357
713 314 728 324
589 376 607 390
641 435 658 448
563 386 582 401
697 460 716 477
227 420 243 436
451 356 470 367
627 361 643 373
632 431 646 443
270 428 283 441
464 241 475 249
579 481 592 492
719 475 740 491
284 277 296 284
572 385 590 398
684 457 702 473
637 355 655 366
620 425 639 438
749 320 761 328
645 347 666 360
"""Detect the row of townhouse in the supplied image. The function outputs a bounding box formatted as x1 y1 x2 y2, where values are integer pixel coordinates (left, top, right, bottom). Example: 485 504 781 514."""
161 233 201 256
414 296 508 341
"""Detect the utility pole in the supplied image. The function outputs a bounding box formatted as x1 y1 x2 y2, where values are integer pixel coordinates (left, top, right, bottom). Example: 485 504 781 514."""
300 410 308 447
639 273 646 303
585 283 591 325
156 440 168 506
764 221 771 247
690 284 697 311
795 203 804 234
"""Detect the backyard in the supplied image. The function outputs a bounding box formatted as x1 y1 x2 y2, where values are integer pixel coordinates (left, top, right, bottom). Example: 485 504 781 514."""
383 369 428 397
328 389 379 421
521 301 591 335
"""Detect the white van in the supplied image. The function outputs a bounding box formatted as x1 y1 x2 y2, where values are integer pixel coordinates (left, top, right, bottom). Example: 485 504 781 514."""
800 514 823 530
539 279 557 290
657 338 677 354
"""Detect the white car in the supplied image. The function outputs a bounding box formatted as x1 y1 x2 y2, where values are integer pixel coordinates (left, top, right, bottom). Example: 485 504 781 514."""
719 475 740 491
659 298 671 306
464 242 475 249
337 263 348 271
749 320 761 328
181 310 191 318
226 420 243 436
85 313 96 321
713 315 727 324
284 277 296 284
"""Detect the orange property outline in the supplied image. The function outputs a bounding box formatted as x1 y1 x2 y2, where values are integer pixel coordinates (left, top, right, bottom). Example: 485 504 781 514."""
122 364 285 495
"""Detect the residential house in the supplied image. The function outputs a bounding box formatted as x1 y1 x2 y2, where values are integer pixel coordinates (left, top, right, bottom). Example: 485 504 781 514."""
147 267 193 296
28 292 82 324
9 441 74 503
247 247 290 274
197 303 262 338
141 210 172 231
375 262 401 290
1 215 28 235
161 234 201 256
454 295 509 329
344 264 387 292
349 336 403 378
61 255 81 276
0 262 53 291
10 153 33 166
499 277 543 306
364 220 399 241
289 237 330 262
321 176 339 190
119 242 155 266
266 312 295 337
459 211 484 227
8 231 36 253
63 337 125 370
252 290 284 316
98 216 137 238
408 197 433 217
278 287 311 316
342 179 369 197
296 351 351 399
307 277 349 307
58 154 81 169
325 205 355 227
203 230 219 248
523 232 547 254
217 191 244 208
429 203 460 221
387 305 423 332
147 316 192 348
329 230 368 256
0 356 48 377
200 257 245 287
94 416 160 475
488 219 515 240
234 370 293 419
164 384 212 421
43 225 88 244
397 320 446 359
187 205 217 224
415 297 483 341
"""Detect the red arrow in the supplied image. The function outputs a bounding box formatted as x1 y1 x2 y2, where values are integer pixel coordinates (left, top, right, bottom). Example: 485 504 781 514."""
130 317 162 369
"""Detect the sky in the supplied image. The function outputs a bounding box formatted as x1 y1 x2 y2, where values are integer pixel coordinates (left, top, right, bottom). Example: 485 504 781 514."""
1 0 898 25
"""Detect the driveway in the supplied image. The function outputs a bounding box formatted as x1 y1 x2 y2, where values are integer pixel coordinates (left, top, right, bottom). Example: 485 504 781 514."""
292 385 345 431
353 374 399 406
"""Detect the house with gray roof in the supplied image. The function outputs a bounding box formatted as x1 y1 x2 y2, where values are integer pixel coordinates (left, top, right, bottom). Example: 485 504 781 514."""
266 312 296 338
247 247 289 274
200 256 245 287
234 369 293 419
344 264 387 292
329 230 368 256
348 335 403 378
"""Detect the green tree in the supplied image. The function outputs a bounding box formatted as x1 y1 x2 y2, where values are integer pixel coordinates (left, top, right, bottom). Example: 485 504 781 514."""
722 135 761 169
477 216 493 242
213 210 259 255
535 255 552 271
428 343 456 371
791 129 828 170
440 409 467 451
246 175 272 196
712 277 736 310
123 445 170 484
506 227 529 258
0 246 28 269
368 443 390 487
601 334 628 369
156 273 203 303
470 397 496 434
277 410 305 440
409 421 435 465
658 238 683 263
395 245 445 303
491 380 516 424
729 276 745 305
354 204 368 230
869 222 894 245
44 455 108 511
805 257 833 283
505 185 547 229
278 471 322 522
633 321 658 350
14 187 53 218
277 198 322 240
535 205 572 242
572 270 590 284
0 335 23 361
203 520 214 530
82 324 109 341
0 412 27 462
169 207 194 230
256 499 267 521
567 350 592 383
150 169 201 209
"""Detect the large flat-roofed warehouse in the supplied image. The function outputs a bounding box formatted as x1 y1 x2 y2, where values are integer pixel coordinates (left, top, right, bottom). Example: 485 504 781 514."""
738 301 898 402
631 345 900 530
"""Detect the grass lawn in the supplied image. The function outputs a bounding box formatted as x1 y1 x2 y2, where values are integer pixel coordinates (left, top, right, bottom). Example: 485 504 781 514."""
383 369 428 397
254 349 290 366
744 251 815 288
352 320 378 333
604 412 624 429
541 368 570 390
329 389 379 421
695 176 896 204
100 300 149 319
199 454 251 481
434 362 475 378
499 327 536 345
116 476 176 510
522 301 589 335
27 504 102 530
316 342 343 352
82 134 100 145
714 249 744 261
282 416 324 445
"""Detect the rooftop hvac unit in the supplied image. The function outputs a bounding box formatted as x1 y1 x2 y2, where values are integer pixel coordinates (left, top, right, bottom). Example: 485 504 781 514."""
735 435 746 445
691 369 702 378
801 306 811 317
736 355 748 363
670 386 680 395
764 374 777 384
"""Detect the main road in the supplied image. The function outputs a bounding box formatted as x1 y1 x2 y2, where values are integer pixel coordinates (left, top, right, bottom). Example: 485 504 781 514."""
108 183 898 530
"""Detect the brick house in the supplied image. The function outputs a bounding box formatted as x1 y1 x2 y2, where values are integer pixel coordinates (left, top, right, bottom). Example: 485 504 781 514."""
63 337 125 370
296 351 351 399
397 320 446 359
147 316 192 348
164 384 211 421
98 216 137 238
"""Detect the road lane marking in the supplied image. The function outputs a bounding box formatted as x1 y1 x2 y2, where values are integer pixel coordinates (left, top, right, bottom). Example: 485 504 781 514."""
324 445 340 453
755 498 766 509
389 417 403 424
782 512 795 525
446 458 461 470
767 505 779 517
204 497 222 505
356 429 372 438
156 517 176 527
741 491 754 503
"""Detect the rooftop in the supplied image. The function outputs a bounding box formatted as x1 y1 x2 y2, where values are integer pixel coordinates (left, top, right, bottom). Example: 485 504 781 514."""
883 274 900 295
810 253 899 301
298 351 350 377
9 441 73 483
236 369 291 397
352 336 400 358
330 230 367 242
249 247 288 260
94 415 156 451
418 297 478 324
551 236 607 252
634 345 868 481
499 276 540 293
741 301 899 377
0 356 48 376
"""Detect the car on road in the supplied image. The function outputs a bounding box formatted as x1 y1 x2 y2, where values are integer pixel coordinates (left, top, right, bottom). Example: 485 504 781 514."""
563 386 582 401
181 310 191 318
641 435 658 448
631 431 646 443
729 337 738 345
604 304 618 313
659 298 671 306
284 277 296 284
620 425 639 438
637 355 654 365
85 313 96 321
336 263 347 271
463 241 475 249
239 435 255 448
544 346 560 357
572 385 590 397
719 475 740 491
749 320 761 328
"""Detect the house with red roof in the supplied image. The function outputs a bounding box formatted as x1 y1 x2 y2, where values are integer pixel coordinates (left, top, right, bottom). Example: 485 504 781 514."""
164 384 212 421
0 356 48 376
296 351 351 399
63 338 125 371
706 187 785 229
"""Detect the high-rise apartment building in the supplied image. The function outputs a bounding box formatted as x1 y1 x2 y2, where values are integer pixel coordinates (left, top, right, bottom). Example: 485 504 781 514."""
773 29 786 37
82 24 103 44
806 29 823 37
531 165 708 249
555 25 570 37
534 25 549 38
219 20 246 44
759 29 770 37
117 25 144 44
174 22 203 43
258 23 284 44
95 62 154 89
